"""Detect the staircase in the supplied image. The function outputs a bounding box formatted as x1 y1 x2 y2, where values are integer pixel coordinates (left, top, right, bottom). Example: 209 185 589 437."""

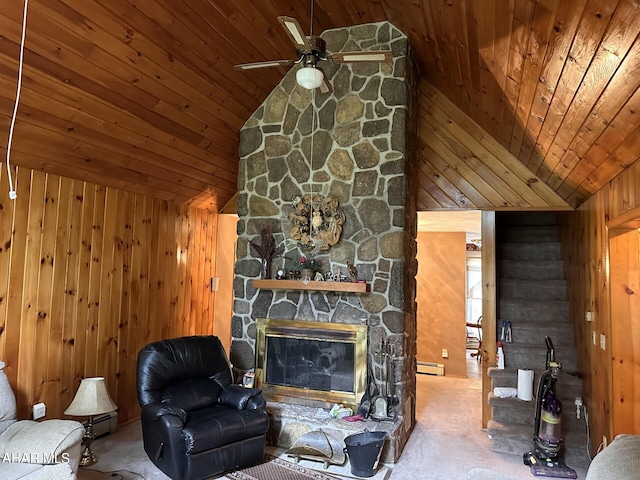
487 213 589 467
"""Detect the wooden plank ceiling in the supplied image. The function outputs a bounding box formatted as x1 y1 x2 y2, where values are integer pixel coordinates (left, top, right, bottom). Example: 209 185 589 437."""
0 0 639 211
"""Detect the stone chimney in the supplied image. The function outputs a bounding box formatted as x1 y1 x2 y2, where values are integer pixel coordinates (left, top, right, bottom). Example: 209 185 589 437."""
232 21 418 461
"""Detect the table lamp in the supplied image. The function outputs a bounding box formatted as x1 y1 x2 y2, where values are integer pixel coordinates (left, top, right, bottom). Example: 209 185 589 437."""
64 377 117 466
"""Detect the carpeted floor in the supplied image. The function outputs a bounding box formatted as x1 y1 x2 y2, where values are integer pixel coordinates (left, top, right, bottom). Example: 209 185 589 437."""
468 380 483 390
80 375 590 480
79 469 145 480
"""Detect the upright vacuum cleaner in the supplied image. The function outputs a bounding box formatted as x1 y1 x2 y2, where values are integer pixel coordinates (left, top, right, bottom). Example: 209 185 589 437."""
523 336 577 479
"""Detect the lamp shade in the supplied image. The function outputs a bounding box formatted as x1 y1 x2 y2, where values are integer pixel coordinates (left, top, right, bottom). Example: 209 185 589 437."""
64 377 117 416
296 66 324 90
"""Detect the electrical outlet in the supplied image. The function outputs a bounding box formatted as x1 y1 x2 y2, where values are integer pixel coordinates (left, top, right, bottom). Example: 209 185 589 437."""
441 349 448 359
32 402 46 420
210 277 219 292
592 330 597 345
603 435 608 449
585 311 594 322
600 333 606 350
574 397 583 419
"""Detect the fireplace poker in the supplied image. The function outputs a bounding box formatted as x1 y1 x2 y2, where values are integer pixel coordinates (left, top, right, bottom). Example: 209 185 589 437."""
386 343 395 413
383 340 391 415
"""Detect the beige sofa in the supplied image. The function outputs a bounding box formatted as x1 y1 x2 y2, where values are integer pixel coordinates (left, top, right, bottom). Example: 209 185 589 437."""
585 434 640 480
0 362 84 479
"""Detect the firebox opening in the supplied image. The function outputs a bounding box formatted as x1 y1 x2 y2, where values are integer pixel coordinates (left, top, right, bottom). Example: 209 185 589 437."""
255 318 367 410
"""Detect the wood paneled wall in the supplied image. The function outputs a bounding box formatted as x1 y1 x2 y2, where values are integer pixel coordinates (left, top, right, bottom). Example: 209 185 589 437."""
416 232 467 377
559 159 640 451
418 81 572 211
0 166 218 425
609 228 640 435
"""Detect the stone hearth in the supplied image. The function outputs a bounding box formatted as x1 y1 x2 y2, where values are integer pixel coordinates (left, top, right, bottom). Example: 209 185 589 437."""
230 21 418 462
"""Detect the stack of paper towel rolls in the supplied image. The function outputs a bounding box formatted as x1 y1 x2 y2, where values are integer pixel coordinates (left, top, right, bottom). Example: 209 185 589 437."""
517 369 534 401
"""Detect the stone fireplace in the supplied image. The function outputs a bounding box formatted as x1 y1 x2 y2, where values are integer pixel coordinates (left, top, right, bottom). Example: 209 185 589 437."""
230 21 418 463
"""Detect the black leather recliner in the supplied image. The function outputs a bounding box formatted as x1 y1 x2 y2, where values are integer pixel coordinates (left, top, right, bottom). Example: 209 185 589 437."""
136 336 269 480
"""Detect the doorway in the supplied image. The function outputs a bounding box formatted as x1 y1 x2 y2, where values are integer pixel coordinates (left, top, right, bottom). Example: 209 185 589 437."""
415 211 482 379
465 252 482 379
212 214 238 353
608 224 640 435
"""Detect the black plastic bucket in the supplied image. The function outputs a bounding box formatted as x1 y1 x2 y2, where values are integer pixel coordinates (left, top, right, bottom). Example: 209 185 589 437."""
344 430 386 477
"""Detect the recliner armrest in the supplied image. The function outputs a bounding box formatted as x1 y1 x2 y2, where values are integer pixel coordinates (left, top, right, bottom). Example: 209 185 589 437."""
218 384 266 410
142 403 188 425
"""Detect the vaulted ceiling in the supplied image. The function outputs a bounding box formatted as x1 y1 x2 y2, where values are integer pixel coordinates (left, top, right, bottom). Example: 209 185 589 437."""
0 0 638 211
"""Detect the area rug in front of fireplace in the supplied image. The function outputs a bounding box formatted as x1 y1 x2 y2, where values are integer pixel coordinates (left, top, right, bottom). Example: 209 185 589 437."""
226 454 342 480
80 468 145 480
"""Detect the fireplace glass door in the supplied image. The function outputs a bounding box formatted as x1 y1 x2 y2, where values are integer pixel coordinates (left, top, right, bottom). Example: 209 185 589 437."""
255 318 367 409
266 337 354 392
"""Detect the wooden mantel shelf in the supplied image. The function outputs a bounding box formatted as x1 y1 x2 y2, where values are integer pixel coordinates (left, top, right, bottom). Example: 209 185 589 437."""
251 279 370 293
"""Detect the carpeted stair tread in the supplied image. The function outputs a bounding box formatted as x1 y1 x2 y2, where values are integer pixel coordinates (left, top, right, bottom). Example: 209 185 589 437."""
498 260 564 280
488 393 535 426
497 321 574 346
487 420 587 449
499 242 561 261
488 367 582 385
488 369 583 399
497 225 560 243
488 394 584 429
498 279 567 301
497 212 559 227
498 299 569 323
502 344 577 371
487 421 590 467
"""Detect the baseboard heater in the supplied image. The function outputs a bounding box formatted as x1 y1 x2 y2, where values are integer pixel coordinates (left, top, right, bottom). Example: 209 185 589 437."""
417 362 445 376
83 411 118 438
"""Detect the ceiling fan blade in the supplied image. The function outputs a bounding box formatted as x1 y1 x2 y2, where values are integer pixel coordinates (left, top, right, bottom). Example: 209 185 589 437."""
319 77 331 94
234 59 295 70
278 16 312 51
328 51 393 64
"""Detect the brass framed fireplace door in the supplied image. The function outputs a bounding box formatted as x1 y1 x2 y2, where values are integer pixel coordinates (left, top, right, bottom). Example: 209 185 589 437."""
255 318 367 410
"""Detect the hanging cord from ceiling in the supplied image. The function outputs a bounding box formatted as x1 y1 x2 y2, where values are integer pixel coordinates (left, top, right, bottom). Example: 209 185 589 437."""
4 0 29 200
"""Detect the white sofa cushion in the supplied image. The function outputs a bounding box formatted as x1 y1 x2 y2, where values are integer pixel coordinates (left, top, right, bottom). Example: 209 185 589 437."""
0 462 76 480
0 419 84 473
0 361 18 436
0 463 43 480
586 434 640 480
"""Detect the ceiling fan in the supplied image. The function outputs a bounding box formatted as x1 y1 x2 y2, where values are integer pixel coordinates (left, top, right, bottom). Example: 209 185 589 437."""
234 7 392 93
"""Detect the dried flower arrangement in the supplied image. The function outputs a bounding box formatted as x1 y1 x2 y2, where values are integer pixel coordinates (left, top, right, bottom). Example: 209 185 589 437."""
250 226 284 279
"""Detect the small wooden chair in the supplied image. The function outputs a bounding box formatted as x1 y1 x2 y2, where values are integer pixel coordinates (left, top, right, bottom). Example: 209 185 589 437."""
466 315 482 362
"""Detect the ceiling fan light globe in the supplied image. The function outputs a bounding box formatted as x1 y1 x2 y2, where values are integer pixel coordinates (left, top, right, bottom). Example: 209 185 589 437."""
296 66 324 89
